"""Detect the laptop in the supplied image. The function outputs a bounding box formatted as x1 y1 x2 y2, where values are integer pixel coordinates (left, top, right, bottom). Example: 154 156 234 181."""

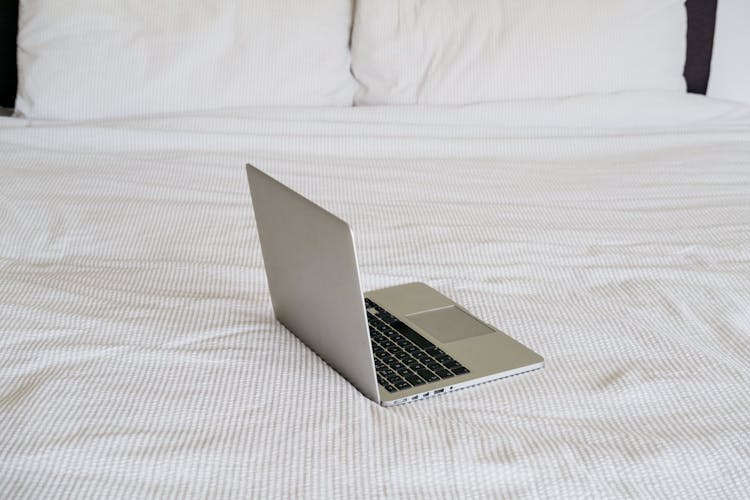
245 164 543 406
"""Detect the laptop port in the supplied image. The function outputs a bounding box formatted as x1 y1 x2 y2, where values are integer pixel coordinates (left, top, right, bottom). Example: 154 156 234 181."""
434 388 444 394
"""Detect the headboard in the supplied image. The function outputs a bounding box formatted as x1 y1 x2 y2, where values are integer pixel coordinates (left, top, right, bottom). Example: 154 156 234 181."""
685 0 718 94
1 0 18 108
0 0 717 110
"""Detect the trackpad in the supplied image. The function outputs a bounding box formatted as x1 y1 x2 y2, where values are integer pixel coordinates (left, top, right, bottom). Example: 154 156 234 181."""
406 306 494 343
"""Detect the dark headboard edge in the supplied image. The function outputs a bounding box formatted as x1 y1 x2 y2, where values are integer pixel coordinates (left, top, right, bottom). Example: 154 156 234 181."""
684 0 718 94
0 0 19 108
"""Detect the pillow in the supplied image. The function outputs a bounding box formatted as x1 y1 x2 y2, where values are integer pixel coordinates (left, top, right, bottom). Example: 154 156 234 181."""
15 0 356 120
352 0 688 105
707 0 750 105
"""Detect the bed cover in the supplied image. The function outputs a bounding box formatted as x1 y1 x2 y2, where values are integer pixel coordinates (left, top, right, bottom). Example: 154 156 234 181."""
1 91 749 498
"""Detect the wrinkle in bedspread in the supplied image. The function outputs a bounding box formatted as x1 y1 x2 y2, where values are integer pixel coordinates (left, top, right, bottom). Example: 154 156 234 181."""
1 94 749 498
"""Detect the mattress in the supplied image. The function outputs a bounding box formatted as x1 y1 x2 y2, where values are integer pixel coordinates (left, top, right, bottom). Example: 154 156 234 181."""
1 91 749 498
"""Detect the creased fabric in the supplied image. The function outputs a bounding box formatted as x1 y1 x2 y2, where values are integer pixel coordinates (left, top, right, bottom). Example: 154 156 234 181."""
1 92 749 498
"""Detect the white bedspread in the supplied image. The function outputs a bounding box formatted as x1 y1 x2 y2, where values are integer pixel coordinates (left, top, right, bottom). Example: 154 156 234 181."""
1 91 749 498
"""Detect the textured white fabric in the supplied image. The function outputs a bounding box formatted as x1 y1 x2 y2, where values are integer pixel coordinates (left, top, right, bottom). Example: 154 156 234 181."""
352 0 688 105
1 92 750 498
707 0 750 105
15 0 356 120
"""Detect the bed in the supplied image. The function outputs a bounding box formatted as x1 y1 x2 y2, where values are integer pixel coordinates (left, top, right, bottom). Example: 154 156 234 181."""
2 1 749 498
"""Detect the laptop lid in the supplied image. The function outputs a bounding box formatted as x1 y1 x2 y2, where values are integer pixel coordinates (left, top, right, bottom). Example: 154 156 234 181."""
245 164 380 403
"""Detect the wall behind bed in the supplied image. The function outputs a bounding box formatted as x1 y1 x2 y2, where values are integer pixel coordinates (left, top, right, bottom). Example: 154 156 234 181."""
0 0 717 110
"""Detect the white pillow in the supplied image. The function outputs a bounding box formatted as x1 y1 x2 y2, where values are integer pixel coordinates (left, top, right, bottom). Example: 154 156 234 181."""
16 0 356 120
707 0 750 105
352 0 687 105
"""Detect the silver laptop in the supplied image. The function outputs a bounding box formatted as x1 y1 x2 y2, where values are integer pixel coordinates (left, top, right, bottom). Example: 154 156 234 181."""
245 164 543 406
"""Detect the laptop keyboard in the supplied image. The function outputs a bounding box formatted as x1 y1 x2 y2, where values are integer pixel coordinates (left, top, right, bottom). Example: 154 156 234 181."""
365 298 470 393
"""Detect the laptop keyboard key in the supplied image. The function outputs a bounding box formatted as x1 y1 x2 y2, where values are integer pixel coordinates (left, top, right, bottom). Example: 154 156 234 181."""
394 380 411 390
401 355 418 365
404 343 419 353
426 346 445 357
390 361 406 371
